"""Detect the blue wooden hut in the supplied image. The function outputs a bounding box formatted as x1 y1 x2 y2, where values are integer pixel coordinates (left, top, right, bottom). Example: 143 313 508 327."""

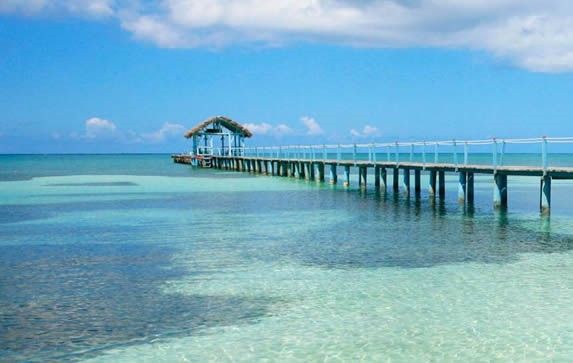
183 116 252 166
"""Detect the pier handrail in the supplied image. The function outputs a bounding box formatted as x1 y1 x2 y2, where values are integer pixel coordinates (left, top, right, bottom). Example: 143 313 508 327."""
229 136 573 171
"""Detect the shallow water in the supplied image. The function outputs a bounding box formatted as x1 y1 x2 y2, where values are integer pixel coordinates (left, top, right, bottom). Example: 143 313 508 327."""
0 155 572 361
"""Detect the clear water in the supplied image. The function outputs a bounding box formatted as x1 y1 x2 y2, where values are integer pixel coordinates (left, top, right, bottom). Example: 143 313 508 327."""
1 154 572 362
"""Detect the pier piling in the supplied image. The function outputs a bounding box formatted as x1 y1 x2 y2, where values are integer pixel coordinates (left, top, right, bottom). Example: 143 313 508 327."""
429 170 437 197
414 170 421 196
438 171 446 198
330 164 338 185
494 173 508 209
402 168 410 196
540 175 551 215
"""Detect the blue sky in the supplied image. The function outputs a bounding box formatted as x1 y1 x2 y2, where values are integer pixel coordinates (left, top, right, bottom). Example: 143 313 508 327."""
1 1 573 153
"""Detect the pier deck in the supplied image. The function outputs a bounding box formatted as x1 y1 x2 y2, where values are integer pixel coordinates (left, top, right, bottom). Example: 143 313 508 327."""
173 136 573 215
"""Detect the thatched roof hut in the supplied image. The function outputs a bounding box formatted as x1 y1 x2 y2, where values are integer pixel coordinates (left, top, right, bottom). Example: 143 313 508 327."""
184 116 252 139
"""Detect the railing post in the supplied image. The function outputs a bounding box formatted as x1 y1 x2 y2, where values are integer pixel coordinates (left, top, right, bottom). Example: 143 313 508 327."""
255 146 259 158
434 144 439 164
372 143 377 162
464 142 468 165
409 144 414 162
368 145 372 162
387 145 390 162
500 140 506 166
492 138 498 170
542 136 548 174
337 145 341 162
395 142 399 164
422 142 426 167
353 144 357 163
323 144 327 160
453 139 458 170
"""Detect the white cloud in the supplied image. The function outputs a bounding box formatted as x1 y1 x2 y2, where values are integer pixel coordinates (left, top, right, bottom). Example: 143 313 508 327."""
84 117 117 139
6 1 573 71
0 0 114 17
275 124 293 136
243 122 294 137
243 122 272 135
140 122 185 143
350 124 381 138
68 117 185 143
300 116 323 136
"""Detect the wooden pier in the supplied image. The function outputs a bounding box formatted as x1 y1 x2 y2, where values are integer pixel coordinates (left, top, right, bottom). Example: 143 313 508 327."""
172 136 573 215
197 155 573 215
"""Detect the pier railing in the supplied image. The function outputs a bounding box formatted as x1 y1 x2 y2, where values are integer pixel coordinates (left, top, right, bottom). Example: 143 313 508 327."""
216 137 573 172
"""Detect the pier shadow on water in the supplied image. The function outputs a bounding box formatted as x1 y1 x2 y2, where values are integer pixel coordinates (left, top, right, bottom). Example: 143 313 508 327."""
0 243 275 362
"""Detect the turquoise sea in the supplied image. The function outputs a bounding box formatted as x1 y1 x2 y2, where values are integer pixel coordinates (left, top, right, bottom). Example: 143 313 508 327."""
1 154 572 362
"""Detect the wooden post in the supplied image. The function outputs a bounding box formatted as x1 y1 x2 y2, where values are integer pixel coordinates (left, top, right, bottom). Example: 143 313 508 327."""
402 168 410 196
467 172 474 203
540 175 551 215
493 173 508 209
458 172 467 204
393 168 399 192
438 171 446 198
317 163 325 182
414 169 421 196
298 162 305 179
309 162 316 181
374 166 380 189
380 167 387 192
343 165 350 187
359 166 367 189
329 164 338 185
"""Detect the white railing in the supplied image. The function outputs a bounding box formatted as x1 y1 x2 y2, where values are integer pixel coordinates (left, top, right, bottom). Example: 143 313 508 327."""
220 137 573 173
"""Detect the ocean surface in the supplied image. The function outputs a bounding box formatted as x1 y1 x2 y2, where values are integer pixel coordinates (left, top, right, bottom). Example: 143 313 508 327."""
1 154 572 362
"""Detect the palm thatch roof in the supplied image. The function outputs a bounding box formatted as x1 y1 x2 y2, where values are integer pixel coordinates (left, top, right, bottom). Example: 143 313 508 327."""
184 116 253 138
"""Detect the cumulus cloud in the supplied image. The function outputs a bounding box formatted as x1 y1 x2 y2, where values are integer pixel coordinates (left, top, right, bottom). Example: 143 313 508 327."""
67 117 184 143
84 117 117 139
300 116 323 136
243 122 294 137
5 1 573 71
351 125 381 138
140 122 185 143
0 0 114 17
